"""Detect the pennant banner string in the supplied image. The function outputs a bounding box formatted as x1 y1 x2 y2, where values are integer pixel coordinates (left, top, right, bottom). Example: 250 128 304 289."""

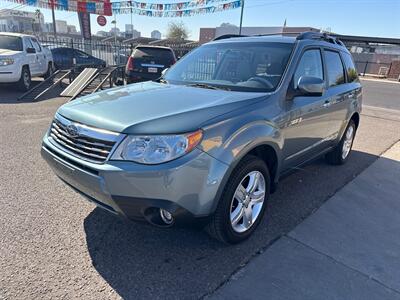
1 0 241 17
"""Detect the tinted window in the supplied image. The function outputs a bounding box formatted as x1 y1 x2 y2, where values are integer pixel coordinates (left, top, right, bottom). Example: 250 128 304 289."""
342 52 359 83
294 49 323 88
0 35 23 51
325 50 345 87
74 50 90 58
164 42 294 92
134 47 175 65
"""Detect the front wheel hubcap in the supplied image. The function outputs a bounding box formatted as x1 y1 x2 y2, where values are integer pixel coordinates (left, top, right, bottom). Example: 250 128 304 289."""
23 71 30 88
230 171 266 233
342 125 354 160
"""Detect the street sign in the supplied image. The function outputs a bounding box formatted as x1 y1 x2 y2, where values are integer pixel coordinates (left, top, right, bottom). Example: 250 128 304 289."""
97 15 107 26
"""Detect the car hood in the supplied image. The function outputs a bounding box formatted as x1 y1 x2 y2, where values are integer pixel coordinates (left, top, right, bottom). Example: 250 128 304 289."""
58 81 267 134
0 49 20 56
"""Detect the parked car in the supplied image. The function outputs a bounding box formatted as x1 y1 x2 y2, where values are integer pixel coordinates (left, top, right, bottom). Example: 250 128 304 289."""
51 47 106 71
125 45 176 83
0 32 54 91
42 32 362 244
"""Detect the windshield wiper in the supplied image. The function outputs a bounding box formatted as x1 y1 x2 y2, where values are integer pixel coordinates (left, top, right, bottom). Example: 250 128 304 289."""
187 83 230 91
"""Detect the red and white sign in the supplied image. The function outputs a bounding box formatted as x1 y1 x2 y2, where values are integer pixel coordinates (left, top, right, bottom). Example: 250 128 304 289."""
97 15 107 26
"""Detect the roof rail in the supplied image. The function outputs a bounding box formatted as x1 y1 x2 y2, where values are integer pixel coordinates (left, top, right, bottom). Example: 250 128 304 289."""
296 31 345 47
213 34 247 41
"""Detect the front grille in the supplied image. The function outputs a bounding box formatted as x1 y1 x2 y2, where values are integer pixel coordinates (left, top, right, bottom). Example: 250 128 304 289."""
49 114 122 163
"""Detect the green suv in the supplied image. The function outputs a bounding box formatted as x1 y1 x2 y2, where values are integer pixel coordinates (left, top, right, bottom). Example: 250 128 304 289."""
42 32 361 243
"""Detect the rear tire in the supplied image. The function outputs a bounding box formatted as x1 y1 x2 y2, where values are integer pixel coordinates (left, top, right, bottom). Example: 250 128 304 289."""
206 155 270 244
17 66 31 91
326 120 356 165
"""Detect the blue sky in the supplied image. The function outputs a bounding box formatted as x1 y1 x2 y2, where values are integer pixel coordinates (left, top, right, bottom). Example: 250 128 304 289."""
1 0 399 39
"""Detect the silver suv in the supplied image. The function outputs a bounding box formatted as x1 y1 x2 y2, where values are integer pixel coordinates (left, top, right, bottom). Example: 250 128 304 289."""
42 32 361 243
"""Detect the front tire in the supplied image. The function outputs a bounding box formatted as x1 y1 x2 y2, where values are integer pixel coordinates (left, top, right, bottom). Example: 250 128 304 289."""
17 66 31 91
206 155 270 244
326 120 356 165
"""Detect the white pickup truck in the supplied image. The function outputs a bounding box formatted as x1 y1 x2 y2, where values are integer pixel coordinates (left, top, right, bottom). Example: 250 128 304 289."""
0 32 54 91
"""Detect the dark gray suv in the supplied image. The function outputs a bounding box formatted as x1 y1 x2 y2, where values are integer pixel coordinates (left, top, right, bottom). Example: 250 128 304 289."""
42 32 361 244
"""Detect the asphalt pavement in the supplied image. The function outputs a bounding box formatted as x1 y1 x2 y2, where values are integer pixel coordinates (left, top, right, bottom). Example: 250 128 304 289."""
0 79 399 299
360 78 400 110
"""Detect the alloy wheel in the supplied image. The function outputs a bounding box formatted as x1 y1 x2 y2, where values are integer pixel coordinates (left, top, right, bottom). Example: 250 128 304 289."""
23 70 30 89
230 171 266 233
342 125 354 160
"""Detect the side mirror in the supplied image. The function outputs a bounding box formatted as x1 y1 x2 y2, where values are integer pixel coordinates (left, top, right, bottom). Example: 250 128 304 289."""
161 68 169 76
297 76 324 96
26 47 36 54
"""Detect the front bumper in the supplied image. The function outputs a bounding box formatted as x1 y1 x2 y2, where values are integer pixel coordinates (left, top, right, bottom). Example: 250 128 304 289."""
0 65 21 83
41 134 228 224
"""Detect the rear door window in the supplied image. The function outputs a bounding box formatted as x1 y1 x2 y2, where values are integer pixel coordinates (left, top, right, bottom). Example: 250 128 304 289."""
341 52 359 83
325 50 345 87
133 47 175 67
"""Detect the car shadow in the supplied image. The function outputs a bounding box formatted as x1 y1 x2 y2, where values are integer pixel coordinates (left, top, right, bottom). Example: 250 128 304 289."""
83 150 380 299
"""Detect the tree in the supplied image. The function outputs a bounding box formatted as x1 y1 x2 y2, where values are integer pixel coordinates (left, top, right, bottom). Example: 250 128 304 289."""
220 22 237 28
35 9 42 34
166 21 189 40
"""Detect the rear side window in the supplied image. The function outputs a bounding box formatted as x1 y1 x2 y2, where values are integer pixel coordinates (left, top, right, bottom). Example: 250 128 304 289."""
294 49 323 88
341 52 359 83
133 47 175 65
74 50 89 58
325 50 345 87
53 48 74 58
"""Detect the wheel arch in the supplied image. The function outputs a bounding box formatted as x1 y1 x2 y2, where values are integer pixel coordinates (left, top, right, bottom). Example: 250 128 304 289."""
210 141 281 214
350 112 360 130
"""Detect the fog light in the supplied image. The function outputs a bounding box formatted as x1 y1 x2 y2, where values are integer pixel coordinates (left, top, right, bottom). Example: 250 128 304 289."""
160 208 174 225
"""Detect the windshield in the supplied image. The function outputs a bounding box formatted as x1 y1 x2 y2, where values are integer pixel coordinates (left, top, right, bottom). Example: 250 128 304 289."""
0 36 23 51
164 42 294 92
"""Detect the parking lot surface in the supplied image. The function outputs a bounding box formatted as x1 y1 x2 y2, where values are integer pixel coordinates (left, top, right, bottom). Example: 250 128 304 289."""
1 79 400 299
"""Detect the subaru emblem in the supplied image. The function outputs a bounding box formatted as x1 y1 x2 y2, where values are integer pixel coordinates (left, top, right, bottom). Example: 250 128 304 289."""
66 124 79 137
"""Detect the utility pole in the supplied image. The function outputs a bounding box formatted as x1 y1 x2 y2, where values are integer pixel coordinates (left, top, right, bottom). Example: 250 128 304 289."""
113 15 117 44
130 5 133 38
51 5 56 38
239 0 245 35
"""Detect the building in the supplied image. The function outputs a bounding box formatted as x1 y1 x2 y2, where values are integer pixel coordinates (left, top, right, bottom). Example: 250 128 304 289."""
151 30 162 39
199 25 320 43
0 9 44 33
125 29 141 39
125 24 134 33
96 30 110 37
110 27 121 36
67 25 78 35
55 20 68 34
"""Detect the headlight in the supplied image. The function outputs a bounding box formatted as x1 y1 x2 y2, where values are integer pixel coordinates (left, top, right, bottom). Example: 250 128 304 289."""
111 130 203 164
0 58 14 66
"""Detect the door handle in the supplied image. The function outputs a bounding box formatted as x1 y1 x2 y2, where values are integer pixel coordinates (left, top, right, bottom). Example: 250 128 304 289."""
323 100 331 108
